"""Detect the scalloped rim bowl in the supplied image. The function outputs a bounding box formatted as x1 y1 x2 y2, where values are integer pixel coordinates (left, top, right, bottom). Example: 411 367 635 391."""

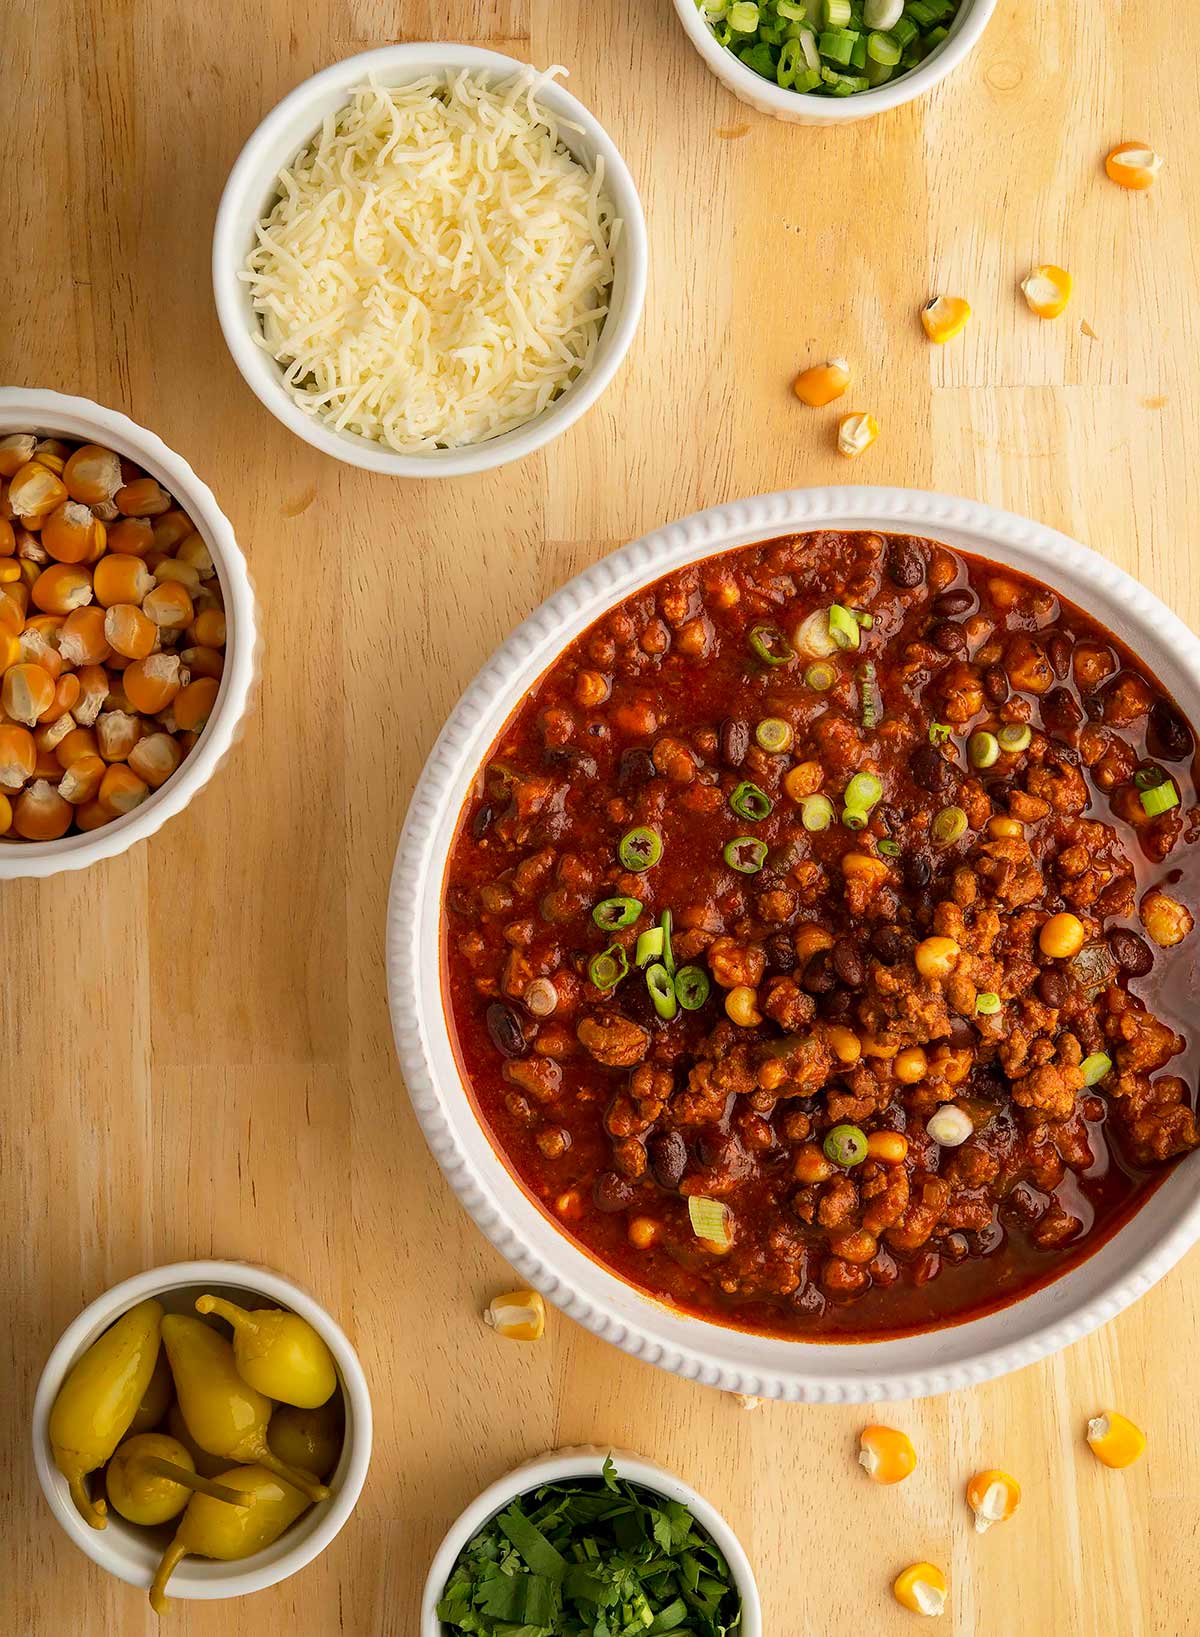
387 487 1200 1402
0 389 258 878
213 43 648 478
671 0 998 125
421 1447 762 1636
32 1260 372 1605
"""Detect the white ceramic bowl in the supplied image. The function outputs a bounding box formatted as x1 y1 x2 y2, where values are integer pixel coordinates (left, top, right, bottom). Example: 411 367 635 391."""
0 389 257 879
421 1447 761 1636
671 0 997 124
213 44 648 479
33 1260 372 1608
388 486 1200 1402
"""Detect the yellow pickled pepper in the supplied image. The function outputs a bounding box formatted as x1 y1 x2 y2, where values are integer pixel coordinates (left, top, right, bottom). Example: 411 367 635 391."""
128 1347 174 1435
268 1397 345 1482
49 1298 164 1528
106 1432 256 1527
149 1465 310 1616
194 1294 337 1409
166 1402 227 1479
160 1315 329 1503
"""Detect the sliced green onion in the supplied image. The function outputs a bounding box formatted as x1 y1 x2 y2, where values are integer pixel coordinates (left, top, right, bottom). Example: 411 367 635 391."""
791 63 823 89
805 660 837 691
928 721 951 746
975 991 1001 1015
588 945 629 992
1134 767 1166 791
878 837 901 856
729 780 773 822
823 1123 868 1167
844 772 883 810
828 603 861 650
592 896 642 931
890 14 919 47
688 1195 733 1247
635 926 664 967
748 624 794 666
859 660 879 730
777 35 801 84
842 807 869 830
675 965 711 1011
905 0 938 22
1140 780 1179 817
932 805 968 847
646 962 678 1021
795 608 838 659
968 730 1000 769
997 723 1032 754
618 827 662 871
855 610 874 630
925 23 949 46
863 55 894 83
724 835 768 873
863 0 902 25
755 717 794 753
797 26 821 67
728 0 760 29
800 794 834 832
661 908 675 976
1080 1052 1112 1087
777 0 807 17
818 27 858 64
824 0 851 23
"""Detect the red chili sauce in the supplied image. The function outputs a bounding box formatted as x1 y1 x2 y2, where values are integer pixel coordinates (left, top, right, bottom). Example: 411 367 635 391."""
441 531 1200 1339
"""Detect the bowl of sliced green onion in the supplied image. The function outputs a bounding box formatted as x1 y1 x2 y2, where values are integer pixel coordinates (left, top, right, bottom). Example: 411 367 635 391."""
673 0 996 122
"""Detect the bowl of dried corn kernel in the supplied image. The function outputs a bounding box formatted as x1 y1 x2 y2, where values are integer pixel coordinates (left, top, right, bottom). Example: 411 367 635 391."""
0 389 257 876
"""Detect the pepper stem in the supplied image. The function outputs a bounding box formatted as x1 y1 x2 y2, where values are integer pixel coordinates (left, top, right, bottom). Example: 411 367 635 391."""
149 1539 188 1616
69 1472 107 1529
140 1456 256 1508
256 1446 329 1505
194 1293 257 1335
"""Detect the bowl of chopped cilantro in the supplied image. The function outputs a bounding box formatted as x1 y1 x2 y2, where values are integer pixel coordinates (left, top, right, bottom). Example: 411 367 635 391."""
424 1449 759 1636
672 0 996 123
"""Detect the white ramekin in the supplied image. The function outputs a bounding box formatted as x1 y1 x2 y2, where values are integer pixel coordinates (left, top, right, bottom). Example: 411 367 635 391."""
387 485 1200 1403
671 0 997 124
213 44 648 479
421 1447 761 1636
0 389 258 878
32 1260 372 1607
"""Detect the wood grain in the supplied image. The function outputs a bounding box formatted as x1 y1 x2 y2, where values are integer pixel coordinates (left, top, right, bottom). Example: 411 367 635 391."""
3 1 1198 1632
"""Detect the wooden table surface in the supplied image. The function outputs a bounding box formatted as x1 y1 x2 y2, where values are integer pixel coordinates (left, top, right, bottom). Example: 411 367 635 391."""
5 1 1198 1633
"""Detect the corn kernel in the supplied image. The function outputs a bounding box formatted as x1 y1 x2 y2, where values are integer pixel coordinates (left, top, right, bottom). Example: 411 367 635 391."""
1087 1411 1145 1469
104 603 158 661
190 607 226 648
2 662 56 726
58 753 106 805
94 553 154 606
143 580 194 629
128 731 182 788
8 461 67 521
1038 912 1085 959
483 1289 546 1341
13 778 73 839
123 654 183 714
825 1024 862 1064
965 1469 1021 1532
115 477 171 517
108 516 156 557
0 724 36 791
62 444 122 506
0 790 11 832
915 936 959 979
174 676 219 733
1105 141 1163 191
1021 264 1072 319
72 666 110 727
792 1143 835 1184
1139 888 1193 948
725 984 762 1027
98 762 150 816
858 1425 917 1486
921 295 971 344
0 434 36 479
893 1562 947 1617
793 358 851 407
627 1216 661 1250
31 563 93 616
96 711 142 762
55 726 99 769
866 1130 908 1164
837 412 879 458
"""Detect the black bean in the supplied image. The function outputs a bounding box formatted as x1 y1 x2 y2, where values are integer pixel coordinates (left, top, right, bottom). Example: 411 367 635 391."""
946 1015 976 1050
471 804 495 840
648 1129 687 1190
933 589 975 617
831 937 866 988
617 748 655 786
929 620 967 656
906 853 932 889
1047 632 1072 678
1109 927 1155 977
765 933 797 975
801 949 836 995
983 664 1010 706
1040 686 1083 737
887 537 926 588
910 742 957 794
821 989 854 1023
1036 968 1070 1008
485 1002 527 1058
719 719 750 768
594 1171 636 1212
870 925 907 965
1147 700 1195 762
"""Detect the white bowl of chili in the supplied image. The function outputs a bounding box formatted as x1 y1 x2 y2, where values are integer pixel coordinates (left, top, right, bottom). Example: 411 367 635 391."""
388 486 1200 1401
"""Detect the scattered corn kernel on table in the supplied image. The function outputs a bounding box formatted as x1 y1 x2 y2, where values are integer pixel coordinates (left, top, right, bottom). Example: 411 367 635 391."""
4 2 1199 1633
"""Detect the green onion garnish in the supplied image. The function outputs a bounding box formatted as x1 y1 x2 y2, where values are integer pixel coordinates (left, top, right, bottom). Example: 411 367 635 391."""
997 723 1032 754
866 28 901 63
675 965 711 1010
805 660 836 691
646 962 678 1020
932 805 968 847
800 794 834 832
841 807 869 830
723 835 768 873
1134 767 1166 791
687 1195 733 1247
878 837 901 856
728 0 760 28
976 991 1001 1015
747 624 794 666
823 1123 868 1167
824 0 851 23
588 945 629 992
859 660 879 729
1081 1052 1112 1087
755 717 794 753
1140 780 1179 817
661 907 675 976
968 730 999 769
928 721 951 746
635 927 664 967
795 608 838 659
844 771 883 810
863 0 903 23
592 896 642 930
828 603 861 651
729 780 773 821
618 827 662 871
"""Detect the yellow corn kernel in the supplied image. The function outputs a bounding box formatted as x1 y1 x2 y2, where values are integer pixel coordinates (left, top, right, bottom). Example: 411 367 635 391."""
32 438 71 474
1038 911 1086 959
175 531 215 578
56 726 99 770
8 461 68 522
104 602 158 661
72 665 110 727
627 1216 661 1250
921 295 971 344
1021 264 1072 319
143 580 194 629
0 789 11 832
13 778 73 840
190 606 226 648
115 476 171 517
483 1290 546 1342
1139 887 1194 949
725 984 762 1027
128 731 182 789
1087 1411 1146 1469
62 444 122 506
108 516 156 557
94 553 154 607
840 851 889 885
893 1563 947 1617
179 644 224 681
154 557 202 595
96 711 142 763
1105 141 1163 191
986 815 1023 840
98 762 150 816
893 1046 928 1084
965 1469 1021 1532
58 753 106 805
793 358 851 408
74 798 111 832
915 935 959 979
866 1130 908 1164
837 412 879 458
0 724 36 791
2 662 56 726
792 1143 835 1184
859 1425 917 1486
0 560 19 584
825 1024 862 1065
0 434 37 479
31 562 93 617
173 676 219 734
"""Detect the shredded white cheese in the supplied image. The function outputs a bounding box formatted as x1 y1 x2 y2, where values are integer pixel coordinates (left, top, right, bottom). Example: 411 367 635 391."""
240 67 620 453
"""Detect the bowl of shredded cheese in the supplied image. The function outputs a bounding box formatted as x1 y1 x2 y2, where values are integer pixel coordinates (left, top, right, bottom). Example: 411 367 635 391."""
213 45 647 477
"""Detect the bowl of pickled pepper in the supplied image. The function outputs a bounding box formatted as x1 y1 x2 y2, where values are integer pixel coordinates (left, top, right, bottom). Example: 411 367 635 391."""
32 1260 371 1612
